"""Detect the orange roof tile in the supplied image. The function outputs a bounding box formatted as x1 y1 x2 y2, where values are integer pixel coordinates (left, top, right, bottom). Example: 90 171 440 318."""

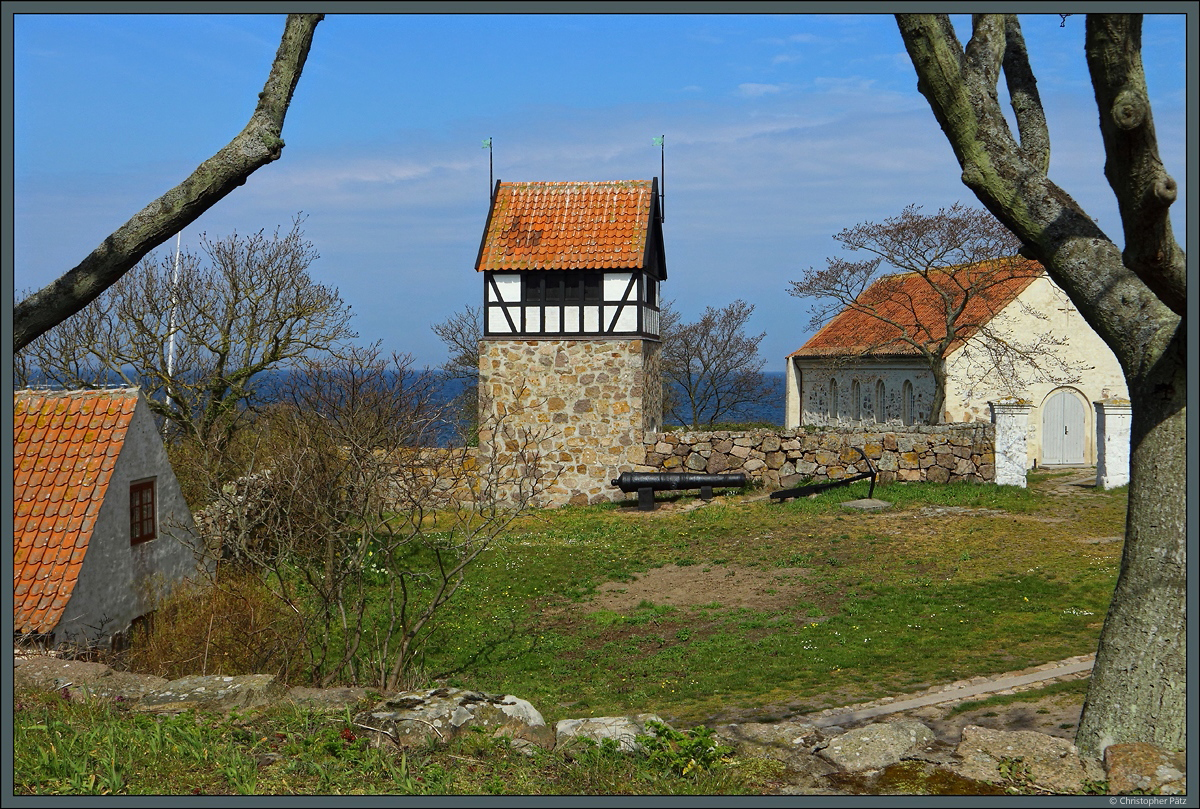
789 258 1044 359
476 180 657 272
13 388 139 635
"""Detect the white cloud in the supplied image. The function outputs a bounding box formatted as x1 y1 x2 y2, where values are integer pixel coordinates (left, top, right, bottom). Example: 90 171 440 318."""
738 83 785 97
811 76 878 95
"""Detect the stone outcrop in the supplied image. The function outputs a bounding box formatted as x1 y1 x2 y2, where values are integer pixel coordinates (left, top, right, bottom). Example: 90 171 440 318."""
815 718 936 772
555 713 669 753
353 687 554 750
641 425 994 491
136 674 289 714
12 654 1185 795
956 725 1105 793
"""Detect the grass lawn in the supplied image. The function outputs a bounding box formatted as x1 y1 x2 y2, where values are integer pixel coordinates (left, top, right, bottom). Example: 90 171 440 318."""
404 470 1123 726
14 470 1125 795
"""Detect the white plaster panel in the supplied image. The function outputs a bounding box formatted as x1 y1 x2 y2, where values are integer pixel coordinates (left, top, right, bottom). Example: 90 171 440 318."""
564 308 580 332
614 306 637 332
584 306 600 332
544 307 561 333
604 272 633 300
487 307 512 333
490 274 520 303
525 307 541 333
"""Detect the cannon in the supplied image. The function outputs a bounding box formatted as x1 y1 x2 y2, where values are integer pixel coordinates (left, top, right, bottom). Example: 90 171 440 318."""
611 472 748 511
770 447 877 501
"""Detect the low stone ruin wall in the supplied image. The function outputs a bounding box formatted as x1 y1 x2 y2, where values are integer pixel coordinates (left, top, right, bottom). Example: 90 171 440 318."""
639 424 996 489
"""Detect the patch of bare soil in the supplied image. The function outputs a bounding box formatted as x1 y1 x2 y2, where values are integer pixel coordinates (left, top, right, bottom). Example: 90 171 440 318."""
590 563 814 613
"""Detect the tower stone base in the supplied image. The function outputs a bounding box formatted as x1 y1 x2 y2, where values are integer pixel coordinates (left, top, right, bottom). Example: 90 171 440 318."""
479 338 662 507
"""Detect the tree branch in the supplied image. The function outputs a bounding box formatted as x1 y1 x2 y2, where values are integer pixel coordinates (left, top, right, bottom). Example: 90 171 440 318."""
1085 14 1185 316
1001 14 1050 173
14 13 323 351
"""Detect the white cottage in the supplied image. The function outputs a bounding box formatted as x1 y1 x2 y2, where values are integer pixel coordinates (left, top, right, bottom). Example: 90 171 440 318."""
784 259 1128 468
13 388 206 648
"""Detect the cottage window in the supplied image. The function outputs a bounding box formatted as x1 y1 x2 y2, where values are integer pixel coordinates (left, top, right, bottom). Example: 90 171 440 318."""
874 380 885 423
828 378 839 421
902 380 915 426
852 380 862 421
130 479 156 545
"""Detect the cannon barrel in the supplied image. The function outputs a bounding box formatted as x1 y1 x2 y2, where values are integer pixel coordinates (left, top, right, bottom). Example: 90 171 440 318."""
610 472 748 493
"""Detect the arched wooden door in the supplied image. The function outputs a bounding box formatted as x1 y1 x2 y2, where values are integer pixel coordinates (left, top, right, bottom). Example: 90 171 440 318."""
1042 390 1085 465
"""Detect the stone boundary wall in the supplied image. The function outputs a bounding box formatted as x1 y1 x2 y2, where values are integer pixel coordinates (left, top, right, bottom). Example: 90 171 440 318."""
640 424 996 489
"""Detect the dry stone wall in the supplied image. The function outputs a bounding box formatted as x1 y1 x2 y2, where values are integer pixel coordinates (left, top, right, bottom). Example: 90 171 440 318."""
640 424 996 489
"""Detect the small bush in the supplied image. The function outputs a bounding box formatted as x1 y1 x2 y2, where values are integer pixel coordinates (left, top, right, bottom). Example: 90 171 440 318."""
124 569 304 681
637 721 732 777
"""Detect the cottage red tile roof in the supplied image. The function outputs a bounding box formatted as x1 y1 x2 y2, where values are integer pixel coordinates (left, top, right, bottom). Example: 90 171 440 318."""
789 258 1044 358
476 180 657 271
13 388 140 635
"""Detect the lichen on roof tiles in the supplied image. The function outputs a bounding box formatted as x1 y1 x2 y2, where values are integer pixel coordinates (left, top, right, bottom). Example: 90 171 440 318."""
477 180 655 272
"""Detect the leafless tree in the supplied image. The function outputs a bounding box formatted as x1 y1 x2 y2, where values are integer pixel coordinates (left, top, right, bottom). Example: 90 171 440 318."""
207 344 554 690
660 299 775 428
17 218 356 501
430 305 482 441
897 13 1184 755
787 203 1080 424
13 14 323 351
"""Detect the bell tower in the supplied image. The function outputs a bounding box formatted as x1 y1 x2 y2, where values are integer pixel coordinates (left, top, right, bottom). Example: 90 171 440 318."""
476 179 666 506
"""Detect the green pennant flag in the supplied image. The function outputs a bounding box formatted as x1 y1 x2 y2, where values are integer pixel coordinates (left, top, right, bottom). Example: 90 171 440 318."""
482 138 492 149
653 136 664 147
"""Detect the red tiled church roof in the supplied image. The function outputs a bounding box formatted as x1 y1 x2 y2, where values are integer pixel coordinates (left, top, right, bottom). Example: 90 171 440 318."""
789 258 1044 358
476 180 657 272
13 388 139 635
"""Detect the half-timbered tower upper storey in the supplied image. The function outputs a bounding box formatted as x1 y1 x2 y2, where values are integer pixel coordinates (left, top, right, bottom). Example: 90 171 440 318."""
476 179 665 339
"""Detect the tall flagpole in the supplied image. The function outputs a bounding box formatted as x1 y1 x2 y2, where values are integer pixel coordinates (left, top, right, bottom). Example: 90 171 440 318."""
482 137 493 198
164 232 181 436
653 135 665 223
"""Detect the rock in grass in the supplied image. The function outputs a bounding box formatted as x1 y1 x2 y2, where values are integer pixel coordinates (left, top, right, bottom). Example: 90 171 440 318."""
137 674 287 713
555 713 671 753
956 725 1105 793
355 687 553 750
816 718 934 772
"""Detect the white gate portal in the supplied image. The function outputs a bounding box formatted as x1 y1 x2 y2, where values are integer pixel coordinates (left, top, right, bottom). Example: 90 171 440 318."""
1042 390 1085 465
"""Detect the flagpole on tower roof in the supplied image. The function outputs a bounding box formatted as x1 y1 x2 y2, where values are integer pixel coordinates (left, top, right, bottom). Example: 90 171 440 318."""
653 135 665 223
482 137 493 200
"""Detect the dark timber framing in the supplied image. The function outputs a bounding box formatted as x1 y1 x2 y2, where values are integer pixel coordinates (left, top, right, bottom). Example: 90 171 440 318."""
482 269 661 338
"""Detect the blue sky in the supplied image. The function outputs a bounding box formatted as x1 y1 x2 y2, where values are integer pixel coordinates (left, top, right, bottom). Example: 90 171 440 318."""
10 11 1190 368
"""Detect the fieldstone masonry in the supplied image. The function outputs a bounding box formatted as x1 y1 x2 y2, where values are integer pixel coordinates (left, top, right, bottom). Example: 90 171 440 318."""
479 338 662 506
639 424 996 489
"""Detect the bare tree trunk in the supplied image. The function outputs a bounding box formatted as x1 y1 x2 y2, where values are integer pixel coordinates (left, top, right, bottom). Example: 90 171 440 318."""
1078 330 1186 753
14 13 322 351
